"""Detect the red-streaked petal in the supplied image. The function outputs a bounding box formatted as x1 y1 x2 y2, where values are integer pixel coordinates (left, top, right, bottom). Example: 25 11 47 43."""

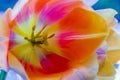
38 0 85 25
40 53 70 74
57 32 106 64
25 53 69 80
11 42 41 68
15 0 49 24
43 7 108 66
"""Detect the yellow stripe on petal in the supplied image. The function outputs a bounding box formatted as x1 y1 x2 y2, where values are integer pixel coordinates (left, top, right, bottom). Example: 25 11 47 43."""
10 15 38 37
65 33 107 40
12 24 27 37
11 42 41 68
18 15 37 37
9 20 27 37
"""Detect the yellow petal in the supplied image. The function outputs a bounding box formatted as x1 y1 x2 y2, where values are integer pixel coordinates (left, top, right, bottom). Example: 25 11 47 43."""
107 29 120 64
97 59 115 76
107 49 120 65
11 42 41 68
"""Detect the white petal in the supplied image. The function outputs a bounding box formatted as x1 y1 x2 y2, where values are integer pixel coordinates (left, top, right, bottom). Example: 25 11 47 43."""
96 9 118 27
11 0 28 20
82 0 98 6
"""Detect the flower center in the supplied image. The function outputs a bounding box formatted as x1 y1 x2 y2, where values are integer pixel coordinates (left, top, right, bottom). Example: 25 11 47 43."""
24 24 55 46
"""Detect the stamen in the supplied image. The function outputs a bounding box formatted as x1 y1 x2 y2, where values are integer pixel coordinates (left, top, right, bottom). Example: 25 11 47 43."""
35 24 47 37
24 24 54 46
48 34 55 39
31 25 36 39
24 37 31 42
24 37 28 40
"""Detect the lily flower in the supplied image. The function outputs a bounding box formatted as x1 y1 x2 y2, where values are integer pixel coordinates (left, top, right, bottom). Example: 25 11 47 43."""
0 0 117 80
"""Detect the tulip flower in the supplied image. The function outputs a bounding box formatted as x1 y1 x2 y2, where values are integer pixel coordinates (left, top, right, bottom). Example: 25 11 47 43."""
0 0 117 80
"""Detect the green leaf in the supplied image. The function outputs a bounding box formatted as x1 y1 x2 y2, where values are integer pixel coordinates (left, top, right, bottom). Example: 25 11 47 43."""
0 69 7 80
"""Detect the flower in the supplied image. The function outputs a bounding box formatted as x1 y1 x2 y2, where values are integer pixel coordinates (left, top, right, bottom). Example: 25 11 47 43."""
0 0 115 80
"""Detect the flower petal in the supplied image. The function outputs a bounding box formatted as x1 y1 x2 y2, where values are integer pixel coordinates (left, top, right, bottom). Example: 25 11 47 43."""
97 59 115 76
107 30 120 64
38 0 85 25
8 52 28 80
62 53 99 80
9 0 50 36
11 0 28 21
43 7 108 65
11 42 41 68
96 9 118 27
83 0 98 6
14 0 49 23
0 9 11 71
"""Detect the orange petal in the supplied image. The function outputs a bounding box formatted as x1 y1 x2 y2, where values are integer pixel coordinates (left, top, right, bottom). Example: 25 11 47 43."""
38 0 87 24
55 7 108 65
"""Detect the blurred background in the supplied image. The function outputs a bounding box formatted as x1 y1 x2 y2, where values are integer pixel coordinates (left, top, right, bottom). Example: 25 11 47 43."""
0 0 17 12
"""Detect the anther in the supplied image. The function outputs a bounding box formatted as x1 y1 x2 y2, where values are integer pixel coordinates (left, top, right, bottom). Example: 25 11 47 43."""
32 25 36 31
24 37 31 42
48 34 55 39
31 25 36 39
24 37 29 40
